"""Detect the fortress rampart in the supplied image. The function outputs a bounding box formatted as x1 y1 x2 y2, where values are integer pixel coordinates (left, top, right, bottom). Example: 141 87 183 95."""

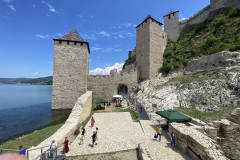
87 68 138 101
164 0 240 41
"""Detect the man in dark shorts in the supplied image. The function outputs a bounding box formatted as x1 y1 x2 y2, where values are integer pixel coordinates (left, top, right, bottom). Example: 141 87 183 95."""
80 127 85 145
91 131 97 147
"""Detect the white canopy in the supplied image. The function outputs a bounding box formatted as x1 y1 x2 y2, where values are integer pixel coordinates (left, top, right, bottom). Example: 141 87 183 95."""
113 95 122 98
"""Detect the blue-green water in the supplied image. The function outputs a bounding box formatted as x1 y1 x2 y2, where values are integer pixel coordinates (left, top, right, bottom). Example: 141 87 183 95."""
0 84 52 144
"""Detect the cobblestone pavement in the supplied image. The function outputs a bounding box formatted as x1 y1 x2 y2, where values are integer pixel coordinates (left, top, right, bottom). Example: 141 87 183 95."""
140 120 191 160
67 112 145 156
67 112 191 160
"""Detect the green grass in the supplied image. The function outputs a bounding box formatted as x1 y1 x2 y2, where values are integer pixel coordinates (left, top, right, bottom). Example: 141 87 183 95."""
160 8 240 74
175 105 238 122
0 109 72 150
112 108 139 122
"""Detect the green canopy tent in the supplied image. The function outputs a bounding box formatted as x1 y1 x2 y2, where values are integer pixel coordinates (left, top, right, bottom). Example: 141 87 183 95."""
95 99 108 104
156 109 192 122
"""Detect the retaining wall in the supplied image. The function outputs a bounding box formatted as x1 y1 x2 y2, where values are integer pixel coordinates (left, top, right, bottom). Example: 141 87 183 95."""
29 91 92 159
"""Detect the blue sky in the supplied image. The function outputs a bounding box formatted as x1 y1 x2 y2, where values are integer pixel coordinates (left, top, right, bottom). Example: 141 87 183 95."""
0 0 210 78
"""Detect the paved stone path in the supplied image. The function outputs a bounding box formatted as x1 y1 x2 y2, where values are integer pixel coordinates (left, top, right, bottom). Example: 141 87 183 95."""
67 111 191 160
67 112 145 156
140 120 191 160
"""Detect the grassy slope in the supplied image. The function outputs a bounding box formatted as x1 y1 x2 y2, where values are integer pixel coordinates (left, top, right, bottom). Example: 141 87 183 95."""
0 109 72 150
160 8 240 73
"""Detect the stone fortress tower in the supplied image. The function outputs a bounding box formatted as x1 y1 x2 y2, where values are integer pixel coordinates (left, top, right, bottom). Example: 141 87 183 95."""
136 15 167 80
52 29 90 110
163 11 180 42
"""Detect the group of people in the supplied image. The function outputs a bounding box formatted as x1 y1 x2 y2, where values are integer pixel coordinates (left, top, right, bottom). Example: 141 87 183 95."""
155 124 176 147
79 117 98 147
49 137 69 157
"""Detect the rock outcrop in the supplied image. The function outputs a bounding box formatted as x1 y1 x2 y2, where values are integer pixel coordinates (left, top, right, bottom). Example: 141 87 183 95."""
134 51 240 113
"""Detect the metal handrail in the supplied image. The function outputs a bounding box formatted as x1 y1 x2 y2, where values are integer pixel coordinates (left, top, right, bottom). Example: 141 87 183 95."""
26 145 50 160
0 149 21 155
34 145 65 160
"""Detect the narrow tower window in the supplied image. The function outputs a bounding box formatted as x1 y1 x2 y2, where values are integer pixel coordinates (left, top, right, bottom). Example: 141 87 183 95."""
81 43 83 46
67 41 69 45
168 14 171 19
74 42 77 45
59 41 62 44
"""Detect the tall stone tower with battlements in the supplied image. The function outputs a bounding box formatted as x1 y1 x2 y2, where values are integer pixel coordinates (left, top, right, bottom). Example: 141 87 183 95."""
136 15 167 80
52 29 90 110
163 11 180 42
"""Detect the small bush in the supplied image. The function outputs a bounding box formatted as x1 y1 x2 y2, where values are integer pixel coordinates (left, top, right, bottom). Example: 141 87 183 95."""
173 63 180 70
215 17 228 28
195 22 207 34
207 35 217 44
159 63 172 74
228 8 240 18
182 59 189 67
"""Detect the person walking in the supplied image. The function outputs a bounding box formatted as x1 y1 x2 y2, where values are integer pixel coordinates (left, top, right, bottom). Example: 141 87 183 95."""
91 117 95 128
91 131 97 147
63 137 69 154
50 139 57 157
140 105 143 112
135 103 138 111
171 132 176 147
156 125 162 142
80 127 85 144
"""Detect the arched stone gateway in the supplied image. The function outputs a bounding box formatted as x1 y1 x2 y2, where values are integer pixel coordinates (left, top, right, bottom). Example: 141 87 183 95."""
118 84 128 94
87 69 138 101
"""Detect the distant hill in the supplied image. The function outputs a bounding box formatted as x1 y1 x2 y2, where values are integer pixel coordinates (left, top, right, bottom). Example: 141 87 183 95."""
0 76 53 85
19 76 53 85
0 78 32 82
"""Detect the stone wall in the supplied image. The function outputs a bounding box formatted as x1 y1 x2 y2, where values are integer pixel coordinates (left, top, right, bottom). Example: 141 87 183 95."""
179 5 211 32
87 69 138 101
52 40 89 109
169 123 227 160
124 63 136 72
29 91 92 159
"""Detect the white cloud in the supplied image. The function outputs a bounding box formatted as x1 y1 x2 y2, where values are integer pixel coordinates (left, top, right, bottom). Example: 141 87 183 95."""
36 34 51 39
98 31 111 37
89 63 124 75
55 33 64 38
32 71 39 76
82 33 97 40
91 47 101 51
2 0 14 3
8 5 16 11
109 23 136 29
118 33 125 38
179 14 187 21
47 4 58 13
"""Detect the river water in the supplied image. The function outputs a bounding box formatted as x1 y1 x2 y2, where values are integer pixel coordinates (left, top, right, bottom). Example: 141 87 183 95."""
0 84 52 144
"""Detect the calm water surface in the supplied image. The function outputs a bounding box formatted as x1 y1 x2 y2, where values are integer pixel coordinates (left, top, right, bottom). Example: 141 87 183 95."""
0 84 52 144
